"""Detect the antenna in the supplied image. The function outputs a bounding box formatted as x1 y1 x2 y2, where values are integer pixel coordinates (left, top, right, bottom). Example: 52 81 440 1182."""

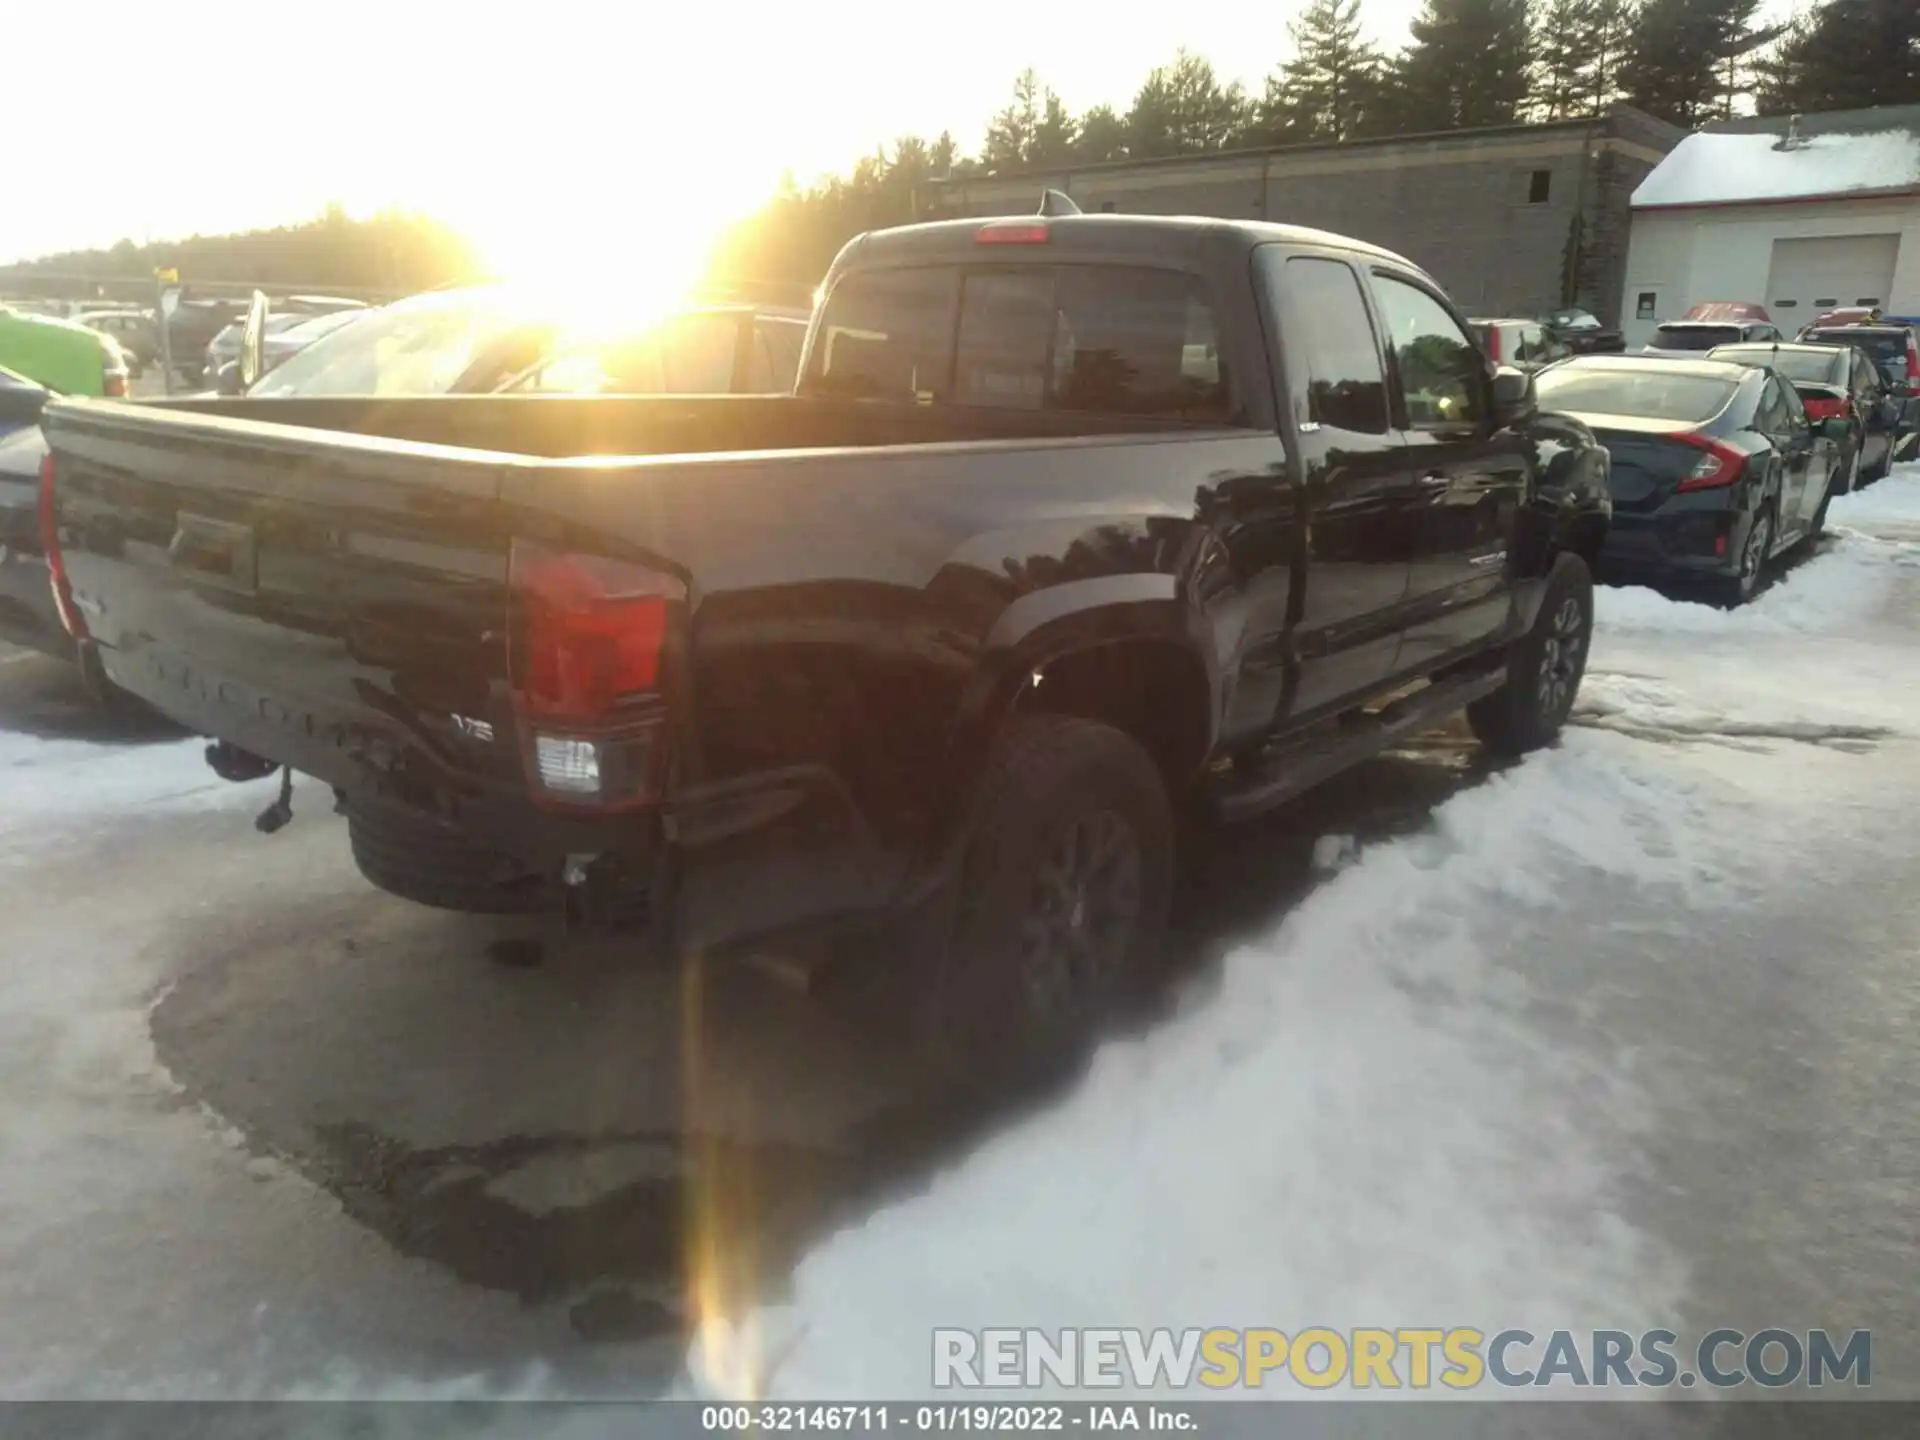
1038 189 1082 217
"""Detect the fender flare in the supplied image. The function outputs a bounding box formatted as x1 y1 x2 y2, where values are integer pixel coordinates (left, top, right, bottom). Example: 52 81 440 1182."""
897 575 1219 907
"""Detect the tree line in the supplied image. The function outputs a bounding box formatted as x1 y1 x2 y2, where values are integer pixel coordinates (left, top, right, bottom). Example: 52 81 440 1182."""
711 0 1918 282
0 206 483 297
5 0 1914 297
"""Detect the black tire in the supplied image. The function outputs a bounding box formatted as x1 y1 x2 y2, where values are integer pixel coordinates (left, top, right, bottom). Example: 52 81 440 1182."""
346 799 550 914
914 715 1174 1072
1863 440 1893 485
1466 552 1593 757
1809 477 1835 541
1717 504 1775 607
1835 436 1863 496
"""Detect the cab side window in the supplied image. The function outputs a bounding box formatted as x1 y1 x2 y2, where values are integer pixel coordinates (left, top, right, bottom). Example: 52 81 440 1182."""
1269 253 1389 435
1371 273 1486 427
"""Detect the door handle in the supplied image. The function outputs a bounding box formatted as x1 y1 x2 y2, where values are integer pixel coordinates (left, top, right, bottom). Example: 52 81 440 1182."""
1417 471 1451 490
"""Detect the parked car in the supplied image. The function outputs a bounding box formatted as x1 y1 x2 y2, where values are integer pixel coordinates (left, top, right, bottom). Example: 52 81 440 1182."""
165 298 249 383
1802 306 1880 332
2 289 811 676
1640 317 1785 358
1707 341 1902 489
0 366 48 442
1535 355 1842 604
1540 307 1625 355
1796 321 1920 399
1470 318 1571 372
0 305 129 397
1681 302 1773 326
74 309 160 372
204 311 334 384
242 285 810 399
41 208 1611 1060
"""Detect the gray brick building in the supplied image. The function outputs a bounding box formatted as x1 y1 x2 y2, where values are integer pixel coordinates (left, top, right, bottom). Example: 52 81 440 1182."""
919 105 1683 329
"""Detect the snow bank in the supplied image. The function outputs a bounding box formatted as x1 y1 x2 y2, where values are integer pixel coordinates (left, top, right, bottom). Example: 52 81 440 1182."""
1632 129 1920 208
689 737 1712 1401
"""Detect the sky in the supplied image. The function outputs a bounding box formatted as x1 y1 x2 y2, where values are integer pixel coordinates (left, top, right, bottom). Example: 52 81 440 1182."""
9 0 1795 278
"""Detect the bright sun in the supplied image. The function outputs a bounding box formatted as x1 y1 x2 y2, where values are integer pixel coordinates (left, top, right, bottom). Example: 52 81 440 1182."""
452 169 770 340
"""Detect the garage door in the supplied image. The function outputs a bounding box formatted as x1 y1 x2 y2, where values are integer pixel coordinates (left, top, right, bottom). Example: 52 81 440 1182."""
1765 234 1901 321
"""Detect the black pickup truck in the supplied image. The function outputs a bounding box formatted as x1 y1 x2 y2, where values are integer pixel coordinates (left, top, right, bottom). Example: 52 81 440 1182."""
40 212 1610 1056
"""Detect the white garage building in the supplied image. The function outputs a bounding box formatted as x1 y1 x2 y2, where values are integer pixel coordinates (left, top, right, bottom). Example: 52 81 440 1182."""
1621 105 1920 348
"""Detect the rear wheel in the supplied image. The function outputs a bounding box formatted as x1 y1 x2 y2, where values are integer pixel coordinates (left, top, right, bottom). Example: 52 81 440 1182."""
913 715 1174 1073
1719 505 1774 607
1467 553 1593 757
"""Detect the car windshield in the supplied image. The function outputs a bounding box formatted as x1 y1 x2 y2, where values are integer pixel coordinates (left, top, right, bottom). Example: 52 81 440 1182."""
1650 324 1741 351
249 291 528 396
1535 366 1739 422
1709 347 1841 384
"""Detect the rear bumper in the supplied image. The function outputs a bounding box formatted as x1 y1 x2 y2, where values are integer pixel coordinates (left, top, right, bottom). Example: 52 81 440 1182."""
1597 503 1749 582
90 636 902 953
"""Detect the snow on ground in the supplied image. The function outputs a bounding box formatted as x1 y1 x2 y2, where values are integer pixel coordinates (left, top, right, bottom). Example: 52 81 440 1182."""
689 465 1920 1403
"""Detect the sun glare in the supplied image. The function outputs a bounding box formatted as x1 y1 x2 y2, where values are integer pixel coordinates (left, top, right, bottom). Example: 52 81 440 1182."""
454 173 767 341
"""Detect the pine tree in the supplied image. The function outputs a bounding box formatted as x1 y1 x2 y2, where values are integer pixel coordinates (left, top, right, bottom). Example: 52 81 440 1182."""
1126 50 1252 157
982 69 1045 169
1261 0 1384 140
1384 0 1534 133
1032 92 1079 166
1755 0 1920 114
1074 106 1130 162
1619 0 1764 126
1532 0 1590 117
1579 0 1633 114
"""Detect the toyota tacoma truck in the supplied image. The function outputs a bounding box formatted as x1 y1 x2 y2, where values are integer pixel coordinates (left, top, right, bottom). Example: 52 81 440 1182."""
39 210 1610 1057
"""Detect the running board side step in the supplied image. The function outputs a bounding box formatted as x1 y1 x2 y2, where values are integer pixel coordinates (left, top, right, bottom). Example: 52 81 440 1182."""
1208 665 1507 824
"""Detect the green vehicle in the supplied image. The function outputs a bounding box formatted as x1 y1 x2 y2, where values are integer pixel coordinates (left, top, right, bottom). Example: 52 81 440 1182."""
0 305 129 397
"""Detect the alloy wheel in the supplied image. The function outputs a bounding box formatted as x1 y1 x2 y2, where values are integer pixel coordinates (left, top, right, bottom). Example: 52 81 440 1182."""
1535 594 1586 719
1017 808 1143 1024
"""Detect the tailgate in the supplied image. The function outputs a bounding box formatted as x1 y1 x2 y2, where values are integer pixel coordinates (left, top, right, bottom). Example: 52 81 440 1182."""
44 400 523 804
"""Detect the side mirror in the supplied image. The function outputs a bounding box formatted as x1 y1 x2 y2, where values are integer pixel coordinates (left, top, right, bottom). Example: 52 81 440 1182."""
215 360 245 396
1489 365 1535 429
238 290 269 390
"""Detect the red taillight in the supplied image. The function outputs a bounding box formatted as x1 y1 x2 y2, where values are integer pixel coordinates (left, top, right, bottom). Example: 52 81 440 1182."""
103 371 128 399
1904 336 1920 396
37 453 87 640
1674 433 1747 492
506 538 683 810
974 222 1051 245
1483 328 1502 363
1801 396 1848 422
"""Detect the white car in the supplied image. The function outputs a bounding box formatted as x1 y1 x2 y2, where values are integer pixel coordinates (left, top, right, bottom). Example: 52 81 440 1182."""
1641 318 1785 359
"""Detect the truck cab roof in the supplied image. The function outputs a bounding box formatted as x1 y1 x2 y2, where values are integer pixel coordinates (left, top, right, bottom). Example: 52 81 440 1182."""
834 212 1424 281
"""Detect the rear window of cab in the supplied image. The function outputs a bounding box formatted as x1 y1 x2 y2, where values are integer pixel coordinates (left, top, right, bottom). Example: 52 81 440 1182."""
803 265 1232 422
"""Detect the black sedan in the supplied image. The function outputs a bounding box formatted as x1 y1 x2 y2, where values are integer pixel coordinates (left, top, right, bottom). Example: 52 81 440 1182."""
1708 342 1901 491
1534 356 1845 604
1541 307 1626 355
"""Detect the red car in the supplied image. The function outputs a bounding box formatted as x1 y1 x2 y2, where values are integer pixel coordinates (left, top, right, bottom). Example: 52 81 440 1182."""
1682 301 1773 325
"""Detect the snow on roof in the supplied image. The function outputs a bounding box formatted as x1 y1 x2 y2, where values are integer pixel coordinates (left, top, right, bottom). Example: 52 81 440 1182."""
1632 128 1920 209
